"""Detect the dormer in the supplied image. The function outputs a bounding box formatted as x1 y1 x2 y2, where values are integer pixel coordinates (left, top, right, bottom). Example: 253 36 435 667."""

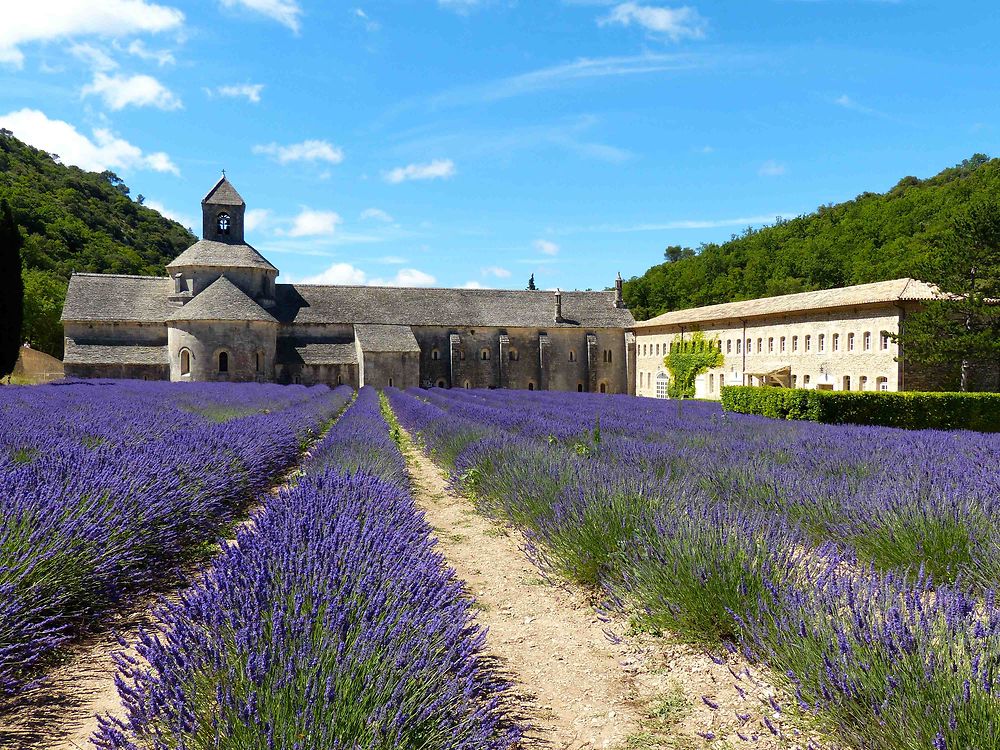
202 174 246 244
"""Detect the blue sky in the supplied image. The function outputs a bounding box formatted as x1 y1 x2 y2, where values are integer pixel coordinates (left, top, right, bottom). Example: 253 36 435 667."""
1 1 997 291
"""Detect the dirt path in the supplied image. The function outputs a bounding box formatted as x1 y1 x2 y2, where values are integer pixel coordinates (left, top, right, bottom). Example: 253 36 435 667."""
400 427 832 750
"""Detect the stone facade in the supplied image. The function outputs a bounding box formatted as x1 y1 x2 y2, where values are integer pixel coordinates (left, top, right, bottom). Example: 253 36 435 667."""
633 279 940 399
61 178 635 392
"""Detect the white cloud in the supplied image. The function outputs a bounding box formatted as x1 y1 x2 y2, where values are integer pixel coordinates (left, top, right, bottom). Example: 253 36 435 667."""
534 239 559 256
300 262 436 287
82 72 182 110
284 208 342 237
253 140 344 164
0 1 184 68
372 268 437 287
599 3 707 41
462 280 487 289
758 160 786 177
245 208 272 232
124 39 175 66
208 83 265 103
219 0 302 32
438 0 483 13
360 207 394 222
353 7 380 31
384 159 456 184
301 262 367 285
70 43 117 71
144 199 195 229
481 265 511 278
0 108 179 175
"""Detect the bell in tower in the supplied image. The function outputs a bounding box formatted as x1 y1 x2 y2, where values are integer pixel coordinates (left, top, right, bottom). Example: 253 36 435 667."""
202 173 246 244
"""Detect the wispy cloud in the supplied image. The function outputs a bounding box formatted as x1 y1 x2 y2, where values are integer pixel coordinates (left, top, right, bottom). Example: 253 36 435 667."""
245 208 272 232
253 139 344 164
0 108 179 174
300 262 437 287
82 72 182 111
553 213 793 234
384 158 456 184
124 40 175 66
218 0 302 32
438 0 485 14
481 265 511 278
534 239 560 256
360 207 394 222
0 1 184 68
833 93 890 119
758 160 786 177
282 208 343 237
598 3 708 41
207 83 265 103
353 7 380 31
70 43 117 71
144 199 195 229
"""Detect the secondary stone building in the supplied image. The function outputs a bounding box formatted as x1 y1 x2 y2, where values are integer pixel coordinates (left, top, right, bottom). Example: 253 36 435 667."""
62 177 636 392
632 278 940 399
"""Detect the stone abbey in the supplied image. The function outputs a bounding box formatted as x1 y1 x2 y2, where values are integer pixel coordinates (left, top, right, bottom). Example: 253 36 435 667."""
61 178 637 392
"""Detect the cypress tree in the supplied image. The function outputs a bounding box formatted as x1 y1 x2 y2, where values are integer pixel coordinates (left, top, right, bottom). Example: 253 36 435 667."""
0 199 25 379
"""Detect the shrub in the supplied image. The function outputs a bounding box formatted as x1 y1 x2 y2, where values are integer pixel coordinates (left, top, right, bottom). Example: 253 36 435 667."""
721 386 1000 432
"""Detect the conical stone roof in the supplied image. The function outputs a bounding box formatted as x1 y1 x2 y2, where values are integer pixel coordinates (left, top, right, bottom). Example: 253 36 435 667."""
167 276 277 323
202 176 245 206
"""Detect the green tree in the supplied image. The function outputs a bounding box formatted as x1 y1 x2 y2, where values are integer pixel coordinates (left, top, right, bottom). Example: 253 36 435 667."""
527 273 537 290
664 331 724 398
897 199 1000 391
22 269 66 358
0 198 24 378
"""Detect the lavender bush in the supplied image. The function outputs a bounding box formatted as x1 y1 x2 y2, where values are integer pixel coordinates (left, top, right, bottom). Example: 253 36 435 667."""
0 381 351 699
95 387 520 749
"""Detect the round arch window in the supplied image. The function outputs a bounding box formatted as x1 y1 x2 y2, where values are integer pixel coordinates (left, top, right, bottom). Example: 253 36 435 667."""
217 213 231 234
218 351 229 373
180 348 191 376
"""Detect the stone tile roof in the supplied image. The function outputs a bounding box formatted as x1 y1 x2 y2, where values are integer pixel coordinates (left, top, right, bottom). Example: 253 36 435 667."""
62 274 175 323
276 340 358 366
64 339 167 365
167 276 278 323
632 278 940 329
166 240 278 271
275 285 635 329
353 324 421 352
202 176 245 206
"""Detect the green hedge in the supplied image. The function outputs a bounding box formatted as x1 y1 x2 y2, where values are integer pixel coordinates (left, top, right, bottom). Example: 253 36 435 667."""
720 386 1000 432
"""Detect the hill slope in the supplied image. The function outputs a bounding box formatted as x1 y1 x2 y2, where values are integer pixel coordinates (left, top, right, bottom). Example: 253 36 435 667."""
0 130 196 357
623 154 996 320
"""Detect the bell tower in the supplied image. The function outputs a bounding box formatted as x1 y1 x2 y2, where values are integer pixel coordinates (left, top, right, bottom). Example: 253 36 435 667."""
202 173 246 244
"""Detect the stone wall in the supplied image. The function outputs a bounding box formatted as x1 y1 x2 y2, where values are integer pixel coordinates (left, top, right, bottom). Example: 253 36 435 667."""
167 320 277 382
361 351 420 389
175 265 276 299
635 305 906 399
64 321 167 346
65 363 169 380
276 363 358 388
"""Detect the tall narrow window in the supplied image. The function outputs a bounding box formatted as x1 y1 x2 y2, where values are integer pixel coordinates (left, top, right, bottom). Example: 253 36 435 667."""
847 332 855 351
569 350 577 362
805 335 811 352
599 382 608 394
432 349 440 361
880 332 890 351
736 339 742 354
509 349 519 362
528 382 535 391
607 350 613 364
217 213 231 235
843 375 851 391
726 339 732 354
792 336 798 352
768 337 774 353
481 348 490 361
218 352 229 373
757 338 763 353
818 334 825 352
180 349 191 375
833 333 840 352
863 331 872 351
577 383 584 392
780 336 786 353
255 351 261 372
388 377 394 387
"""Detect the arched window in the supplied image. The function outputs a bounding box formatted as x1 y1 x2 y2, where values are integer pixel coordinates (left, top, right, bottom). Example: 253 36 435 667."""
847 332 855 351
388 377 394 387
655 371 668 399
804 335 811 352
180 349 191 376
818 334 825 352
569 350 577 362
218 351 229 373
726 339 732 354
768 337 774 353
791 336 798 352
577 383 584 392
863 331 872 351
437 379 446 388
709 373 715 393
757 338 763 353
464 380 471 389
481 348 490 361
255 351 262 372
803 374 811 385
509 349 519 362
843 375 851 391
337 374 343 385
833 333 840 352
607 350 613 364
432 348 440 361
780 336 786 353
736 339 742 354
528 382 535 391
599 382 607 394
877 376 888 391
859 375 869 391
217 213 231 235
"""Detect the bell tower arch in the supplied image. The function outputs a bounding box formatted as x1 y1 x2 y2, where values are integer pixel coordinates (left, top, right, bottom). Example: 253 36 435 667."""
201 173 246 244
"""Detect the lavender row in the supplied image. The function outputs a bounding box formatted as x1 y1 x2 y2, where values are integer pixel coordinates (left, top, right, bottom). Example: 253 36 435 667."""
95 387 520 749
386 387 1000 750
0 381 351 699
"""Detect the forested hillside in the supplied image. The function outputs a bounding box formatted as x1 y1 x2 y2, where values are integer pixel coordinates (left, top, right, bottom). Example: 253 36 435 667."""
0 130 195 357
624 154 997 320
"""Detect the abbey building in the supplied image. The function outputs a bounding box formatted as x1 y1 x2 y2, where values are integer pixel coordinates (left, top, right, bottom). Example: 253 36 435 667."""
61 178 637 392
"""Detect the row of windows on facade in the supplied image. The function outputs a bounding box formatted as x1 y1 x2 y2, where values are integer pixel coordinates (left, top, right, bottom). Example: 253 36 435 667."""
430 348 610 363
639 370 891 394
179 349 265 375
639 331 890 359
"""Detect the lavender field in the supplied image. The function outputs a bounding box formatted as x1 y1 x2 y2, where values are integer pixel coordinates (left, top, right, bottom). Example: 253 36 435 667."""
3 381 998 749
388 387 1000 750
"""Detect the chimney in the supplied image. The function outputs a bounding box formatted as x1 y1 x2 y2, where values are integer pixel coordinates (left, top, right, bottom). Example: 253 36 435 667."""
614 272 624 308
554 288 564 323
173 273 184 294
